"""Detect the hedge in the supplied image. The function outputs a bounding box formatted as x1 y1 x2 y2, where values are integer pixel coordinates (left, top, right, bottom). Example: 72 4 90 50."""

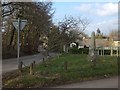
69 47 89 54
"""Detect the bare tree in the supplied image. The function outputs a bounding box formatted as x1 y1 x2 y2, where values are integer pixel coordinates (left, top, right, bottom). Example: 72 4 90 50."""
78 17 90 32
49 15 90 53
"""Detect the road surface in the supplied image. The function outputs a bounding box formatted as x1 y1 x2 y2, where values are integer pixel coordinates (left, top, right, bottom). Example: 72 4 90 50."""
52 76 118 88
2 53 57 73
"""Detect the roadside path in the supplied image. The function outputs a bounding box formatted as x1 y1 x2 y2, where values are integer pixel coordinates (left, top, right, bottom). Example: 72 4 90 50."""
52 76 118 88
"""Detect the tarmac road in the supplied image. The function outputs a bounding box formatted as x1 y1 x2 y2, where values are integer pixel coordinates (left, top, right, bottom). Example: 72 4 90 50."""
2 53 57 73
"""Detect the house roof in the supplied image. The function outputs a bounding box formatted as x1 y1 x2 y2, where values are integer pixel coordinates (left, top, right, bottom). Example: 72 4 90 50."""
83 39 110 47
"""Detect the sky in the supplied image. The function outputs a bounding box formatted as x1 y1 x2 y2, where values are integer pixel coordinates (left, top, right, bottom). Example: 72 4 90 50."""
51 0 119 36
3 0 118 36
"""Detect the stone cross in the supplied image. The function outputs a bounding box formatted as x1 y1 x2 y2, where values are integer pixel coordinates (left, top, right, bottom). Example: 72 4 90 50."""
90 31 97 67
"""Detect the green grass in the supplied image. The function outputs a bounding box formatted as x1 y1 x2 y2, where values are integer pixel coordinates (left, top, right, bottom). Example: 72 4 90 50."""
3 54 118 88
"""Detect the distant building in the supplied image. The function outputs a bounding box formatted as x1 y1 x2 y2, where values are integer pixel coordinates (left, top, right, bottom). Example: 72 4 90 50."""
111 37 120 47
82 38 110 48
79 38 120 56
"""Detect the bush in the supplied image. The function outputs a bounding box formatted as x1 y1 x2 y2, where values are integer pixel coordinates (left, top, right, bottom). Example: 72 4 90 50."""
69 47 79 54
82 47 89 54
69 47 89 54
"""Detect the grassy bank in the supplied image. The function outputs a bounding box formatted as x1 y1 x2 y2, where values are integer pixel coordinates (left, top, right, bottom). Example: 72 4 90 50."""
3 54 118 88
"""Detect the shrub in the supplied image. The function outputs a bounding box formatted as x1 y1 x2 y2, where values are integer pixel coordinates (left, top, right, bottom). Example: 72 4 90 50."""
82 47 89 54
69 47 79 54
69 47 89 54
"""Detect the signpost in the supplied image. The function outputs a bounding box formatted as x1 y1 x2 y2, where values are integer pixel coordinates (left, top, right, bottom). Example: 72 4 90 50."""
12 18 27 72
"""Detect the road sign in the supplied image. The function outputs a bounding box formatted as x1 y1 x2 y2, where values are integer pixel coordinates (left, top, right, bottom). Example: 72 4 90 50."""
12 20 27 31
12 18 27 72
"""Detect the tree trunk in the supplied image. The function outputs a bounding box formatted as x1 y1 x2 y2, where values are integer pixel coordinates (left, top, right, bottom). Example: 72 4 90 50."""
7 27 16 50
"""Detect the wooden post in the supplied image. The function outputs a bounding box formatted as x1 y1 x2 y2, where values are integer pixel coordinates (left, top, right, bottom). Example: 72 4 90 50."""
33 61 36 68
43 58 45 62
30 63 34 75
18 61 23 73
64 61 68 71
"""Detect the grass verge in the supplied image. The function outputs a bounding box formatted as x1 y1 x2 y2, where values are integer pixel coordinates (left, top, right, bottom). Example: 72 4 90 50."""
3 54 118 88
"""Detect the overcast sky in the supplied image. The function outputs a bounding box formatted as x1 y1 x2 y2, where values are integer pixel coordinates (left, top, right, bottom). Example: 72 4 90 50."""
52 0 119 36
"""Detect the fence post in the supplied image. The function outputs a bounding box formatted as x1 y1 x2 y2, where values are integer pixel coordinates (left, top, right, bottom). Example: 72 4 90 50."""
64 61 68 71
18 61 23 74
30 63 34 75
43 58 45 62
33 61 36 68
